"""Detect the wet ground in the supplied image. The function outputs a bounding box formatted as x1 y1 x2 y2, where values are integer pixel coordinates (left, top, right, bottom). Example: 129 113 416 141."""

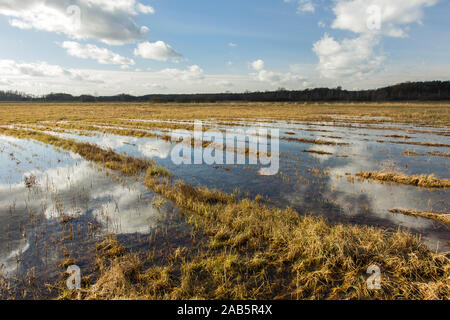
0 117 449 298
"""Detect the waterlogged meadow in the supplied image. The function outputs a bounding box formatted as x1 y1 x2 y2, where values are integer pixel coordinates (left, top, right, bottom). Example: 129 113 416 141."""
0 102 448 300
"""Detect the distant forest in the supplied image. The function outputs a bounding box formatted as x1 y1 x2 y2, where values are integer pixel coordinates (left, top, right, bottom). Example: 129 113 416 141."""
1 81 450 103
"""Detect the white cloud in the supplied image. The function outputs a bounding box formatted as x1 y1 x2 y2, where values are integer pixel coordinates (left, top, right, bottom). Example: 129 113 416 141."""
251 59 265 71
159 65 204 82
134 41 183 62
136 3 155 14
61 41 135 67
217 80 233 88
313 34 384 79
0 0 154 45
298 0 315 13
144 83 168 90
331 0 439 37
0 78 13 86
312 0 439 79
251 59 305 88
284 0 316 13
228 42 237 47
0 59 102 84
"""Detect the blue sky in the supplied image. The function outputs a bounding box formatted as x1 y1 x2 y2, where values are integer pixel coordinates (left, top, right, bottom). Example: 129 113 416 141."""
0 0 449 95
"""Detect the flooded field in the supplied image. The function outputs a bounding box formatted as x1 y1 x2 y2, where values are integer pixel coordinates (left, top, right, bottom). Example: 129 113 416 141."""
0 102 448 300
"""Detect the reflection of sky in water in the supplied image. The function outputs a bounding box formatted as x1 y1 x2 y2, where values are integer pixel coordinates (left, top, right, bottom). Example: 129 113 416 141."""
0 136 171 276
29 121 449 251
5 120 449 254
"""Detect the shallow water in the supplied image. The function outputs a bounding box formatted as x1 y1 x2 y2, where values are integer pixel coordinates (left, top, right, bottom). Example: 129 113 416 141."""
1 119 449 297
36 120 449 245
0 136 185 298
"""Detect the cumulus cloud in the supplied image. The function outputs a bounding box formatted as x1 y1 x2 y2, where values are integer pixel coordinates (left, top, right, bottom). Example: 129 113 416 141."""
61 41 135 67
331 0 439 38
134 41 183 62
0 59 101 83
0 78 13 86
251 59 305 88
136 3 155 14
313 0 438 79
217 80 233 88
313 34 384 79
0 0 154 45
284 0 315 13
251 59 265 71
159 65 204 82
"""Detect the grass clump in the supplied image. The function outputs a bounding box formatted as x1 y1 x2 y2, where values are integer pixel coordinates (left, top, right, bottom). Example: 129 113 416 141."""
428 151 450 158
356 171 450 189
303 149 333 155
79 204 449 300
0 127 171 178
146 166 173 178
390 209 450 226
79 166 450 300
284 137 349 146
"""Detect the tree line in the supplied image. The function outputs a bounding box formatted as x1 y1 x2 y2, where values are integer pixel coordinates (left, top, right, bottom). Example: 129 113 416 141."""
1 81 449 103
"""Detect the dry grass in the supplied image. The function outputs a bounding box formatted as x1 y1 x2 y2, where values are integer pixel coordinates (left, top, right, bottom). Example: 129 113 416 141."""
428 151 450 158
390 209 450 226
0 127 170 177
58 162 449 300
303 150 333 155
0 102 449 126
1 103 449 300
356 171 450 188
390 140 450 148
73 189 450 300
401 150 424 157
284 137 349 146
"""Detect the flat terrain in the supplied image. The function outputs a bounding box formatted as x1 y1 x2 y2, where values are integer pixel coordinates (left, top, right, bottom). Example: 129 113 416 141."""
0 102 448 300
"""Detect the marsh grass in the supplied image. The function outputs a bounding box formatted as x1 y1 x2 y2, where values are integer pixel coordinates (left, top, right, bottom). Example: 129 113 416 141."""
428 151 450 158
356 171 450 189
401 150 424 157
303 150 333 155
1 102 448 126
72 193 450 300
390 141 450 148
389 209 450 226
63 164 449 300
284 137 349 146
0 127 170 178
1 104 449 300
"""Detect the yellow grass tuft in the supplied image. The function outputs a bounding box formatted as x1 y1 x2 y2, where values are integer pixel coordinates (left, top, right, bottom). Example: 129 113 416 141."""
356 171 450 188
390 209 450 226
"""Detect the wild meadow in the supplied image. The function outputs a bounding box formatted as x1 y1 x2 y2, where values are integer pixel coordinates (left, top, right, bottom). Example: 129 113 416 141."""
0 102 448 300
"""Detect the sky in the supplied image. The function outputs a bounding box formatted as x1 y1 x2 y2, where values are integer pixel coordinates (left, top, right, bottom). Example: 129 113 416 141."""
0 0 449 96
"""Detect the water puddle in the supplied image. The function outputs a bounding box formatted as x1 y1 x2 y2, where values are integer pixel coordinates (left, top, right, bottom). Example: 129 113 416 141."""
1 119 448 298
0 135 186 298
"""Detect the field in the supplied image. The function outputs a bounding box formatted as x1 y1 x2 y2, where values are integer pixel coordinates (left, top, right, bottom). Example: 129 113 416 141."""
0 102 449 300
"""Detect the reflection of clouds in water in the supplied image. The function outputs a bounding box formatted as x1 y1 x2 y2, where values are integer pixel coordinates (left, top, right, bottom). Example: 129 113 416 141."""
0 154 165 276
98 135 138 150
39 131 174 161
304 145 336 161
90 183 160 234
35 161 162 234
0 240 29 276
326 141 437 230
137 140 172 159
